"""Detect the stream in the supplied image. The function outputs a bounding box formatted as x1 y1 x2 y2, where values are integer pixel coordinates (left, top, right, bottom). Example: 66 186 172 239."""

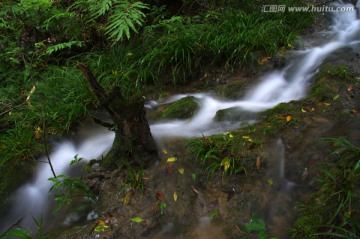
1 1 360 237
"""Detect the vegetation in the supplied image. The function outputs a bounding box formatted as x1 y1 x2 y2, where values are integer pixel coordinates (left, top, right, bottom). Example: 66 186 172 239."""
187 131 262 176
0 0 314 200
290 137 360 239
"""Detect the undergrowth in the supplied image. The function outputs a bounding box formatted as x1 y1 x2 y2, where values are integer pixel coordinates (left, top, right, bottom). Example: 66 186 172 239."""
290 137 360 239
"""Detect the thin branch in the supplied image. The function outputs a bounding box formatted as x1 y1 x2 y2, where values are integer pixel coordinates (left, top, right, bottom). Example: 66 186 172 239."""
43 120 56 178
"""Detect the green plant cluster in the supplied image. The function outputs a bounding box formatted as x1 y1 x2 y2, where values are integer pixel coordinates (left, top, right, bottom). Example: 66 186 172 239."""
187 132 261 176
290 137 360 239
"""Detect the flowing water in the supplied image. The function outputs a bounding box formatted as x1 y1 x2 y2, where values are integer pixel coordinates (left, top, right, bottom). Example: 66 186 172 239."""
1 1 360 237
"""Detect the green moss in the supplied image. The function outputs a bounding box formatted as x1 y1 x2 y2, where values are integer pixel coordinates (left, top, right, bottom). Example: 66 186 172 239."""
162 96 199 120
221 82 249 99
290 214 323 239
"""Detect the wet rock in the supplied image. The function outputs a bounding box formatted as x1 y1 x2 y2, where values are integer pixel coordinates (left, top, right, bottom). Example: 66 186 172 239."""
161 96 199 120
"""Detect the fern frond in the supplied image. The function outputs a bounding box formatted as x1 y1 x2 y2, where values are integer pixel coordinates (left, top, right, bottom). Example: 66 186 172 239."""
46 41 84 55
90 0 115 18
105 1 148 42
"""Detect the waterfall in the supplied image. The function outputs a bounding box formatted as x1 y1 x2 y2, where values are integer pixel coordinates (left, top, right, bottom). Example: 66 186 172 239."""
150 2 360 138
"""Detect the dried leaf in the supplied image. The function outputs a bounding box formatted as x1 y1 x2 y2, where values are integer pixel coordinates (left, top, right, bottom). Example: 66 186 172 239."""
165 164 174 174
256 157 261 170
167 157 177 162
130 217 144 223
173 192 178 202
156 191 164 201
350 109 357 113
97 219 106 226
348 85 353 91
258 56 271 65
178 167 185 174
286 115 292 122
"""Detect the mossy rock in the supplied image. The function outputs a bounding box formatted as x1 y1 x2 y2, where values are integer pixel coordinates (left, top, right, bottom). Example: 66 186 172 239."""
214 107 260 122
161 96 199 120
220 82 251 99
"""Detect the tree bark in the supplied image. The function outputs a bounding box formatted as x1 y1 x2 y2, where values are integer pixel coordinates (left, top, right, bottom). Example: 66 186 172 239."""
77 63 158 169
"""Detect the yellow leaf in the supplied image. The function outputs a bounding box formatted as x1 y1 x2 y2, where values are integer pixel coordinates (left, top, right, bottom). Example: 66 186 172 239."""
178 167 184 174
333 95 340 101
301 107 307 113
122 191 132 206
242 136 250 139
167 157 177 162
162 149 168 154
229 134 234 138
267 178 273 186
256 157 261 170
324 102 331 106
286 115 292 122
350 109 357 113
173 192 178 202
248 138 253 142
311 108 315 111
34 127 42 139
221 158 230 172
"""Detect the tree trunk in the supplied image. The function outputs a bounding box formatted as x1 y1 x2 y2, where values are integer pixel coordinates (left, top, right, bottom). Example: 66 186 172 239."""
77 63 158 169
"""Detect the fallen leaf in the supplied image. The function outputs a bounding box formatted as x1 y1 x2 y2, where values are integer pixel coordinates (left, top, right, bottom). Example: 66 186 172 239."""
130 217 144 223
311 108 315 111
34 127 42 139
324 102 331 106
229 134 234 138
258 56 271 65
242 136 250 139
348 85 353 91
256 157 261 170
221 157 230 172
162 149 168 154
301 107 308 113
94 225 109 232
122 191 132 206
286 115 292 122
167 157 177 162
173 192 177 202
267 178 273 186
156 191 165 201
97 219 106 226
350 109 357 113
178 167 185 174
333 94 340 101
165 164 174 174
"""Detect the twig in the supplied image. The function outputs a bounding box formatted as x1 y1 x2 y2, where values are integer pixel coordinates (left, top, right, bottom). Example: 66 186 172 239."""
43 120 56 178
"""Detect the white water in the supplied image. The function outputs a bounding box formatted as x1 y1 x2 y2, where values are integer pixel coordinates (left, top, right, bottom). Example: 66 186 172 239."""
1 1 360 235
0 127 114 233
150 2 360 138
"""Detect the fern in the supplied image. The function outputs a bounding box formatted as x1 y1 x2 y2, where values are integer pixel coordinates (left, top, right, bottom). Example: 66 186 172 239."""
105 1 148 42
46 41 84 55
90 0 115 18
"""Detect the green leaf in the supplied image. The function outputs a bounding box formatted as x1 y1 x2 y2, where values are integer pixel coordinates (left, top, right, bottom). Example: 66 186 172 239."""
130 217 145 223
